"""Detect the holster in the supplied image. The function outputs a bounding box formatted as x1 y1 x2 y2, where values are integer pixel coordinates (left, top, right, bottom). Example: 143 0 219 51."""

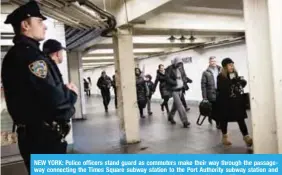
43 121 71 141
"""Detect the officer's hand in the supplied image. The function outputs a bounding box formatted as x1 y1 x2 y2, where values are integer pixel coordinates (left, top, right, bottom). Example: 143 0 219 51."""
67 83 78 95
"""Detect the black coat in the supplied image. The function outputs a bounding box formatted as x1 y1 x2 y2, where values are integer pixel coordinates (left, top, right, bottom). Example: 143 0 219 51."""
217 73 248 122
153 70 171 98
145 80 154 98
97 76 111 91
1 35 77 124
165 64 189 92
136 75 147 106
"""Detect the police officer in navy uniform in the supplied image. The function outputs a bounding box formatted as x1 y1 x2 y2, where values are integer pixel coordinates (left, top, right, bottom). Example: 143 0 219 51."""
1 1 78 173
43 39 67 65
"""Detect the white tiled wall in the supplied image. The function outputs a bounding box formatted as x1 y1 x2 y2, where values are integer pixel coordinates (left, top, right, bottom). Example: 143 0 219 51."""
84 43 249 102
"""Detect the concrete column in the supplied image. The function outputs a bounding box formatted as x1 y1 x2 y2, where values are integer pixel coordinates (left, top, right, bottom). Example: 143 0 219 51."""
67 51 86 120
113 27 140 144
243 0 278 153
268 0 282 153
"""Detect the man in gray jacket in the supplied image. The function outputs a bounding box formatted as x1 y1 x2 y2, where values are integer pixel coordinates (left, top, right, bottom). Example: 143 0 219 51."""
166 57 190 128
201 56 221 129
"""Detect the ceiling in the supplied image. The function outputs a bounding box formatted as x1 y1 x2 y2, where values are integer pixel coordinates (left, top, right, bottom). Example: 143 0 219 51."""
1 0 244 70
81 0 245 69
170 0 243 10
1 0 116 50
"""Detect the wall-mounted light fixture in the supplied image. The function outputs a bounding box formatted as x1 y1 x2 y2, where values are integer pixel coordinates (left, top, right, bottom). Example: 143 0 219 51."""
179 35 187 43
188 35 196 42
168 35 176 43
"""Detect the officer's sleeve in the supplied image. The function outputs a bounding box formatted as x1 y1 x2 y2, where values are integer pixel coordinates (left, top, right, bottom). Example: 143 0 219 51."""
27 59 74 117
63 85 78 105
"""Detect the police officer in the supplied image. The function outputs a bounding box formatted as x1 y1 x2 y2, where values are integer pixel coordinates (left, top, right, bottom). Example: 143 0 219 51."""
42 39 78 101
1 1 78 173
43 39 66 64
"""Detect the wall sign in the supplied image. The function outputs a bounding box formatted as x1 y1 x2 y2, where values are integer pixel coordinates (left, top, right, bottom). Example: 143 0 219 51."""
182 57 192 64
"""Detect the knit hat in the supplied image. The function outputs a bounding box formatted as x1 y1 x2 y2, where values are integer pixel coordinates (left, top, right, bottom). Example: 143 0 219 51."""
221 58 234 67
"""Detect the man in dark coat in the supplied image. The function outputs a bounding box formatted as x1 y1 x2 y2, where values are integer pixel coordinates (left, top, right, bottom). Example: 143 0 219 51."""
217 58 252 147
1 2 77 173
201 56 221 129
97 71 112 112
165 57 190 128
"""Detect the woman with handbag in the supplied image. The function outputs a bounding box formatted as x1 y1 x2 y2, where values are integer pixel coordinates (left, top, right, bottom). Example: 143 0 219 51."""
217 58 253 147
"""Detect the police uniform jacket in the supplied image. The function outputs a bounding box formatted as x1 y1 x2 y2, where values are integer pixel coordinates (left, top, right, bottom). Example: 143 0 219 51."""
1 35 77 125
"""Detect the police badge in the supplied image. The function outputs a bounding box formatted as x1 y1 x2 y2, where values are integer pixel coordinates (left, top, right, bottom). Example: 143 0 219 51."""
29 60 48 78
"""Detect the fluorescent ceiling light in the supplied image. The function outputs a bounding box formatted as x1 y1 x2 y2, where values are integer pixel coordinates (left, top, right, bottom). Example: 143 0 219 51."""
89 49 113 54
83 62 113 66
82 56 114 60
0 39 13 46
89 48 164 54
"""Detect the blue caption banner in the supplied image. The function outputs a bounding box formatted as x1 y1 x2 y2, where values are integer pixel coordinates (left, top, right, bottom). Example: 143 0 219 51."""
31 154 281 175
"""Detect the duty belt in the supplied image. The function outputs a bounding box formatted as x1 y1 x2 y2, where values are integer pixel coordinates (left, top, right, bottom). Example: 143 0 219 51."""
14 121 70 142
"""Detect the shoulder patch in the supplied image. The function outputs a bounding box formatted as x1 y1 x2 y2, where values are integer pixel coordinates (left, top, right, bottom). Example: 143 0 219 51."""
29 60 48 78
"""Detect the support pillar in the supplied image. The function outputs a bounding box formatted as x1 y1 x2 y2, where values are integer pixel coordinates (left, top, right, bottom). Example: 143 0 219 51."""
67 51 86 120
113 27 140 144
243 0 280 153
268 0 282 153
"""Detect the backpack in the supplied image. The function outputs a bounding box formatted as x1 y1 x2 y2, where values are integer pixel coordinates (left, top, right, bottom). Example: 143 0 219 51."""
196 100 212 125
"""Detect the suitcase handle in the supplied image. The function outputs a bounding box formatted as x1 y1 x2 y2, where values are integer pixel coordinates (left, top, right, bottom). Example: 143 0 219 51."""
196 114 207 126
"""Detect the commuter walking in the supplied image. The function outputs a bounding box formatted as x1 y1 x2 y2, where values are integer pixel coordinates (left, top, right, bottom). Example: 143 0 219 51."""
153 64 171 113
135 68 148 118
179 62 193 112
1 2 77 173
87 77 92 95
97 71 112 112
84 78 91 96
112 75 117 109
201 56 221 129
165 57 190 128
145 74 154 115
217 58 253 147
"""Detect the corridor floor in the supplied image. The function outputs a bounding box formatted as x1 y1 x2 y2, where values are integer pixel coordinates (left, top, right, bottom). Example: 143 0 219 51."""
1 96 253 175
73 96 253 154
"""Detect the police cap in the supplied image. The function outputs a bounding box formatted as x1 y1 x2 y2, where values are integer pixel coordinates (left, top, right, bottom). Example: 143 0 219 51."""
43 39 66 55
4 1 47 25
